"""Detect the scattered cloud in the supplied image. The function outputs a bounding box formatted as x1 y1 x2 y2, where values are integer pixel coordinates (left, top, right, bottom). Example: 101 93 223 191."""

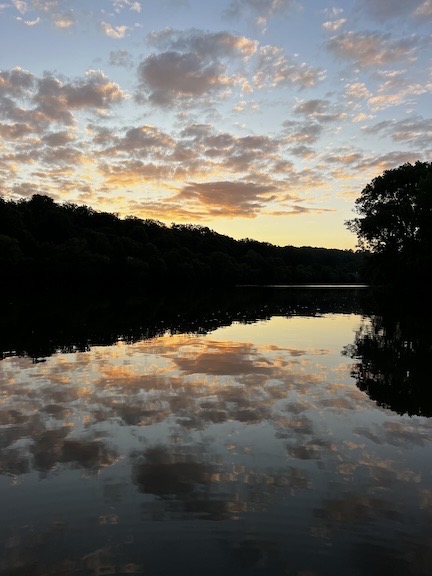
101 21 128 39
294 99 346 123
364 116 432 149
16 15 40 25
52 12 75 28
282 120 323 145
322 18 347 32
12 0 28 14
30 70 125 126
104 125 176 157
137 51 232 106
147 28 258 59
109 49 134 69
415 0 432 18
11 0 77 29
175 180 277 217
253 46 325 89
42 130 76 146
137 29 324 107
358 0 424 22
326 31 426 68
345 82 370 100
137 29 259 107
0 1 430 247
224 0 297 28
112 0 142 13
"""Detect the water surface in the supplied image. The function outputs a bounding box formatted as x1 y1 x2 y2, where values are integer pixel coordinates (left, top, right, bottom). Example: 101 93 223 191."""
0 289 431 575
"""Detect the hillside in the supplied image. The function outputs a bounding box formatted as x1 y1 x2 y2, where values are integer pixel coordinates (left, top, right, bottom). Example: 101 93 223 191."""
0 194 364 293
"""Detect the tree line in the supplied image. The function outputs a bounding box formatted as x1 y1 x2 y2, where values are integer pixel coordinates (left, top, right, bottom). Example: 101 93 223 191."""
346 161 432 288
0 194 363 292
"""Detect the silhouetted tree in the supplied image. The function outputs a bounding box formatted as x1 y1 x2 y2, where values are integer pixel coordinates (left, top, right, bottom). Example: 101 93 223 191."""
346 161 432 285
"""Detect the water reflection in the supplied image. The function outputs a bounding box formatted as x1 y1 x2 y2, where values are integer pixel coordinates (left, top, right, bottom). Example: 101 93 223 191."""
1 289 432 575
345 300 432 417
0 286 364 361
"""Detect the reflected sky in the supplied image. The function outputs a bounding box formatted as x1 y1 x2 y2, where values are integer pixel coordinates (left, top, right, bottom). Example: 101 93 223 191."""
1 313 431 575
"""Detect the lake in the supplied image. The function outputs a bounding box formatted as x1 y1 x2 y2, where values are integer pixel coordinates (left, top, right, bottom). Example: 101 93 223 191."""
0 287 431 576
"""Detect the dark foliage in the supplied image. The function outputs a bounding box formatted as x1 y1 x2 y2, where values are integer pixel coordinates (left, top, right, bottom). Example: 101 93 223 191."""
344 290 432 417
0 194 363 293
1 286 367 361
346 161 432 286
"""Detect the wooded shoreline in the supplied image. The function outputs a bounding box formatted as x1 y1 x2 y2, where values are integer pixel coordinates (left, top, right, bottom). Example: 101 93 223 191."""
1 194 364 292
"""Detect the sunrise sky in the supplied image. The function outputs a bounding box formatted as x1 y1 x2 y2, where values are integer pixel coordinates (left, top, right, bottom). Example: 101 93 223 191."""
1 0 431 249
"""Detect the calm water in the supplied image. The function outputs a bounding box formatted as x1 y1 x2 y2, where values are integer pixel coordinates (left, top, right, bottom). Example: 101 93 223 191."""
0 288 431 575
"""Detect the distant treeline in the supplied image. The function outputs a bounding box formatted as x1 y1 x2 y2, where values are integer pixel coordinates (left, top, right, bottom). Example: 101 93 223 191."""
0 194 364 292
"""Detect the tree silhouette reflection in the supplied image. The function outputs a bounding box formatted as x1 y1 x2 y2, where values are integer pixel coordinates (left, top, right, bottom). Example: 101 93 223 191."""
1 287 365 361
345 307 432 417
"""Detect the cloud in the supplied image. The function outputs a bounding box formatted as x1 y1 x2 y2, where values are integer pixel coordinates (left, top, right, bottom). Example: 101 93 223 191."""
62 70 125 109
137 29 259 107
175 180 277 217
109 49 133 69
138 29 323 107
104 125 176 157
322 148 364 166
147 28 258 59
101 21 128 39
253 46 325 89
282 119 323 145
268 204 334 216
137 51 231 106
0 69 126 126
365 69 432 111
41 144 86 166
415 0 432 18
356 150 423 172
364 116 432 148
89 122 292 204
112 0 141 13
12 0 28 13
352 112 375 123
224 0 296 27
42 130 75 146
0 122 35 139
322 18 347 32
178 123 287 176
358 0 424 22
0 67 35 97
98 159 175 186
52 12 75 28
16 15 40 26
11 0 76 29
21 70 125 127
30 0 60 12
294 99 346 123
0 69 127 194
345 82 370 100
326 31 426 68
289 145 316 159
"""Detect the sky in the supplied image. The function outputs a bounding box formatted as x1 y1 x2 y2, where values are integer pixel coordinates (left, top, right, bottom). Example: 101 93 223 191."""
0 0 431 249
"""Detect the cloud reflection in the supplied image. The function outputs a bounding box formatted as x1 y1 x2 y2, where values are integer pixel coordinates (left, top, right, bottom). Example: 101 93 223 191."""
1 313 432 575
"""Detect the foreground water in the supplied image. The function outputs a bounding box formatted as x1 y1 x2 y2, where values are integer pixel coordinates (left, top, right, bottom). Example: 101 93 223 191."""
0 288 431 575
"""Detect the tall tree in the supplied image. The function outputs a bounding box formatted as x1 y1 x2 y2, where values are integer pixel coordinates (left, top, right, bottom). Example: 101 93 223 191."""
346 161 432 285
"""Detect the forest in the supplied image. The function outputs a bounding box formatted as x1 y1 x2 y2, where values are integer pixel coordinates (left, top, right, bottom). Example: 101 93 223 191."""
0 194 363 293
